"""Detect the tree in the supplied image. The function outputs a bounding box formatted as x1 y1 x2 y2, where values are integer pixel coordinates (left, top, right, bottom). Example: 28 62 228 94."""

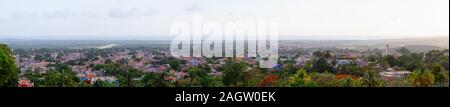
187 67 211 87
361 70 384 87
222 62 247 86
0 44 18 87
396 53 425 71
397 47 410 55
142 72 169 87
337 77 362 87
383 55 396 67
95 63 123 76
0 44 13 55
288 69 316 87
312 57 329 73
408 69 435 87
425 50 443 63
175 79 191 87
24 69 41 85
437 70 449 86
324 50 332 59
94 80 117 87
169 58 181 71
40 70 80 87
313 51 323 57
118 68 144 87
367 55 378 62
48 63 72 72
187 67 205 81
258 75 279 87
236 67 264 87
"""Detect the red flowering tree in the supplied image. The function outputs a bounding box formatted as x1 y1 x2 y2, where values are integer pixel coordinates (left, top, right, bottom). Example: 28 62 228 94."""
257 75 279 87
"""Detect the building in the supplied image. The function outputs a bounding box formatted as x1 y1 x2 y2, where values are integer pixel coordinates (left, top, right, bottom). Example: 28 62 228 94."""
18 78 34 87
379 68 411 79
383 44 390 56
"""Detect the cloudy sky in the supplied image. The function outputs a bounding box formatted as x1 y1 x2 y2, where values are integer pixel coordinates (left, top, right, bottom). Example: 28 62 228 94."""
0 0 448 40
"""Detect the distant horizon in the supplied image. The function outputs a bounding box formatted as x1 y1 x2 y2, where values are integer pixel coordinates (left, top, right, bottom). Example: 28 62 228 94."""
0 35 447 41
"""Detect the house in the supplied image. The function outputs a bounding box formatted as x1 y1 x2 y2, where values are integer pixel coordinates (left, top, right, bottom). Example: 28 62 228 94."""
18 78 34 87
356 59 369 67
380 71 411 78
31 61 50 73
336 60 351 67
208 69 222 77
379 67 411 80
97 76 118 82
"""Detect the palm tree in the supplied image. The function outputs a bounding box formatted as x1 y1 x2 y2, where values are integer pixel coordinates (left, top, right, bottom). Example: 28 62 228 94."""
361 70 384 87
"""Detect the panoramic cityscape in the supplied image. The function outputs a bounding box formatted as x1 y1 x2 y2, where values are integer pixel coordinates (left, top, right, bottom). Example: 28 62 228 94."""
0 36 448 87
0 0 448 88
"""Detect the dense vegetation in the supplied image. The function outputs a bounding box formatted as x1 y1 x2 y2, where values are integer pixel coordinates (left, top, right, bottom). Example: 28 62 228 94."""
0 44 18 87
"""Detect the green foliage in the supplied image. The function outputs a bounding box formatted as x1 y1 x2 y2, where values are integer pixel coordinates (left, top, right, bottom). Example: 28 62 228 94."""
79 82 92 87
440 70 449 86
312 57 329 73
222 62 247 86
309 72 336 87
142 73 169 87
175 79 191 87
336 64 359 75
168 57 181 71
408 69 435 87
397 47 410 55
383 55 396 67
367 55 378 62
309 51 334 73
24 69 42 85
395 53 425 71
361 70 384 87
337 77 362 87
94 63 123 76
288 69 317 87
117 69 144 87
0 44 18 87
48 63 72 72
94 80 118 87
186 67 216 87
187 67 206 81
239 67 264 87
40 70 80 87
0 44 13 55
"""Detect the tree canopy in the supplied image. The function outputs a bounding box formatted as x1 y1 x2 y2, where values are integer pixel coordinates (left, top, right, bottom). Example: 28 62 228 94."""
0 44 18 87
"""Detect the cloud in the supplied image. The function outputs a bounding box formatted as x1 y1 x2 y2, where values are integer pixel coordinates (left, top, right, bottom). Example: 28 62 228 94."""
43 9 76 18
9 12 40 21
109 8 137 17
184 5 202 12
143 9 156 16
79 11 102 18
109 8 155 18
